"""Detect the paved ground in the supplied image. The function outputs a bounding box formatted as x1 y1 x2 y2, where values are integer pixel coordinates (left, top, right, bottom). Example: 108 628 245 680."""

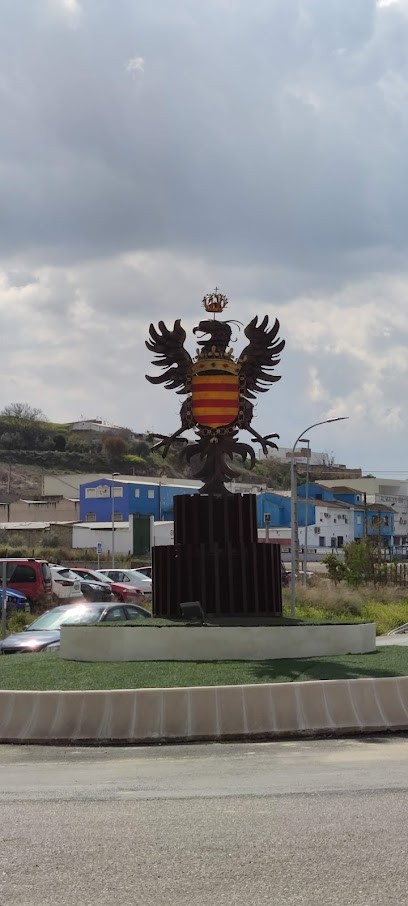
0 737 407 905
377 635 408 645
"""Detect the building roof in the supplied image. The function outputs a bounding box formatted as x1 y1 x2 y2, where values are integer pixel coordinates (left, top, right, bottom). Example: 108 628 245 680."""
0 522 76 529
18 498 79 505
303 499 353 509
329 486 362 495
366 503 396 514
73 521 130 530
82 476 202 489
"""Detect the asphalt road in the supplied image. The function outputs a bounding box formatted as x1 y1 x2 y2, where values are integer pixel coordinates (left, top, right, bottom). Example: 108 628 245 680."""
1 737 407 906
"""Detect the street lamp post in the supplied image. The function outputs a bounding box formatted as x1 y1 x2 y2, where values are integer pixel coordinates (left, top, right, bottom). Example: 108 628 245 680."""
290 417 348 618
111 472 119 568
302 439 311 587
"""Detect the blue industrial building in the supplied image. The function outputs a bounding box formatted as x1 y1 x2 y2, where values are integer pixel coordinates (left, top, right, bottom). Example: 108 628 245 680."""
256 491 315 530
80 478 200 523
79 477 395 548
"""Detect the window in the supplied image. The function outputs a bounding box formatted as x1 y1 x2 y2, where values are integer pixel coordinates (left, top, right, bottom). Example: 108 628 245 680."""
112 570 130 582
125 606 145 620
86 513 96 522
316 493 323 500
113 512 123 521
7 565 36 583
103 606 126 622
135 489 140 498
41 563 52 582
85 488 97 498
112 487 123 498
356 515 362 525
319 536 325 547
148 489 155 499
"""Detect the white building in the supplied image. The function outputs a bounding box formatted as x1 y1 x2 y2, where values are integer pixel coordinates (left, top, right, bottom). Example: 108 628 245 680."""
321 478 408 546
298 500 354 550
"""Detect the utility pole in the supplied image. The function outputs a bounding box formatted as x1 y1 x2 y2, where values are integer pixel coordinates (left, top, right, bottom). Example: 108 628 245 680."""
363 492 368 540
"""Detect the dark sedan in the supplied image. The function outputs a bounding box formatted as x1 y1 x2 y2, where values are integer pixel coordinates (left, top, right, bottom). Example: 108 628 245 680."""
52 567 113 603
0 601 151 655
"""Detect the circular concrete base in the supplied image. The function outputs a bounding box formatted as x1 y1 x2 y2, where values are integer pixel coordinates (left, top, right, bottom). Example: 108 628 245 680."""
0 675 407 743
60 622 376 662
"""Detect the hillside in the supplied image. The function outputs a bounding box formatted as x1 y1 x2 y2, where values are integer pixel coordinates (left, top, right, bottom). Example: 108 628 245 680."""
0 410 294 495
0 463 44 502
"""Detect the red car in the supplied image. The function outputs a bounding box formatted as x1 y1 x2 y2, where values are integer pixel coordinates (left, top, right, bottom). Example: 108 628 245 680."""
70 568 144 603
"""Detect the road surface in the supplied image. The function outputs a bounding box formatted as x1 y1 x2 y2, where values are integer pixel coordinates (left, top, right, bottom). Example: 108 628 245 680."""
0 737 407 905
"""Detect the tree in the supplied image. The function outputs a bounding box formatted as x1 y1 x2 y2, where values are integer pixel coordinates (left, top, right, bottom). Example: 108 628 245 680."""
0 403 48 423
54 434 67 452
324 539 386 587
102 434 129 463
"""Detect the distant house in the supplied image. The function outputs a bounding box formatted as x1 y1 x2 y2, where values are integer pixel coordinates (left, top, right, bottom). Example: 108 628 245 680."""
64 418 139 439
298 482 395 547
0 497 79 524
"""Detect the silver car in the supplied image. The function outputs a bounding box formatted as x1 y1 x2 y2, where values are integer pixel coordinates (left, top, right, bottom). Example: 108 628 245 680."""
0 601 151 655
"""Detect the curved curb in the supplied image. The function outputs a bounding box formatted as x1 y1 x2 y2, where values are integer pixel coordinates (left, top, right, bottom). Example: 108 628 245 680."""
1 675 408 743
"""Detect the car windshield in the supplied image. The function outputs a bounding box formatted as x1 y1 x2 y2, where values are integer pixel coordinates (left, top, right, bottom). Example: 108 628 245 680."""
91 571 111 584
26 605 106 631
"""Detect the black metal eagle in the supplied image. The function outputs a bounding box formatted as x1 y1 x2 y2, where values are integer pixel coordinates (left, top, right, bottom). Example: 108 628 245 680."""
146 293 285 494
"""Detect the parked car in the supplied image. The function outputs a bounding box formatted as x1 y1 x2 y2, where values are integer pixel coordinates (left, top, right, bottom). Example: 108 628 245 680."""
135 566 152 580
0 559 53 609
69 567 144 603
0 587 31 611
51 567 112 603
50 566 85 602
0 601 152 655
99 568 152 594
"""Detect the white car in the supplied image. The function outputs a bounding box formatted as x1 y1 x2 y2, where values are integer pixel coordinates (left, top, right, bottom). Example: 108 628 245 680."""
134 566 152 580
50 566 85 602
99 568 152 594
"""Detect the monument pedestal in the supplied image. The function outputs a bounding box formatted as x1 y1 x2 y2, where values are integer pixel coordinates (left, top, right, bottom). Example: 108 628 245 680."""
152 494 282 619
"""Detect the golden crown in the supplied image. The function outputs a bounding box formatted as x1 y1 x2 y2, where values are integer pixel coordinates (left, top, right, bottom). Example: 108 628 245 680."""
202 288 228 314
193 356 240 377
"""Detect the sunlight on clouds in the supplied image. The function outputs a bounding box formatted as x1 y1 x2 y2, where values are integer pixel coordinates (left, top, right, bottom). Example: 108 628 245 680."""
126 57 145 74
308 366 328 404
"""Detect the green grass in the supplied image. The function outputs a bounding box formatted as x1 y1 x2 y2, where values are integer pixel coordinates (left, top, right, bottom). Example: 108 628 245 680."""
1 647 408 690
283 586 408 636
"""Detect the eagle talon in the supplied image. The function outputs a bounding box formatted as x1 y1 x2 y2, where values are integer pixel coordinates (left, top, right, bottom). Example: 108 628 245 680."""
249 432 280 456
152 433 188 458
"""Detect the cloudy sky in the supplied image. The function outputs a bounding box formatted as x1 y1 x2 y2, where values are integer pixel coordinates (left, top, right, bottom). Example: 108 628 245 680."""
2 0 408 475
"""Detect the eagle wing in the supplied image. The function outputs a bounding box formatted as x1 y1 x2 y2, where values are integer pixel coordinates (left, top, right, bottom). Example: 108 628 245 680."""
145 319 193 394
238 316 285 399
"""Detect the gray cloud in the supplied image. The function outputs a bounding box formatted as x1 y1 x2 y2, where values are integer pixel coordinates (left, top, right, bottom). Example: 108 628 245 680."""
1 0 408 472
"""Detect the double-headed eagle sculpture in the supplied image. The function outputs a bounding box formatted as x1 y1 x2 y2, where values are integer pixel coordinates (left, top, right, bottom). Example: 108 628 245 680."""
146 290 285 494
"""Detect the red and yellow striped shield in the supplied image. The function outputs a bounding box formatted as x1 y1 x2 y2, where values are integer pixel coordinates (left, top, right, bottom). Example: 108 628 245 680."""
192 372 240 429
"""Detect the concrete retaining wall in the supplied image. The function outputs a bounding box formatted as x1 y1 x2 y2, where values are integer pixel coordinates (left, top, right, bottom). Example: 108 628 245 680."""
1 676 408 743
60 623 376 662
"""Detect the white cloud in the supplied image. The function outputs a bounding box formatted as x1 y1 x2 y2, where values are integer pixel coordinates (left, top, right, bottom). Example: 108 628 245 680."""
126 57 145 74
308 367 328 404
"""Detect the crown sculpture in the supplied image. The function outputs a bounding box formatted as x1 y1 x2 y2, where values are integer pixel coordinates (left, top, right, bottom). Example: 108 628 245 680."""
146 289 285 494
